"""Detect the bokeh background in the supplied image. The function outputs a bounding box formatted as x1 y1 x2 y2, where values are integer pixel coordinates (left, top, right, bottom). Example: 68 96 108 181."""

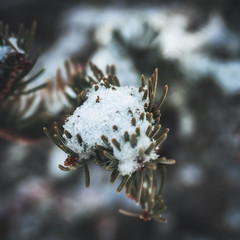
1 0 240 239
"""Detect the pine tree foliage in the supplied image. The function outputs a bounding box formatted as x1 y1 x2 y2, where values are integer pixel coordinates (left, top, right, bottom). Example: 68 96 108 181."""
0 22 52 142
0 23 83 142
0 22 45 102
44 62 175 222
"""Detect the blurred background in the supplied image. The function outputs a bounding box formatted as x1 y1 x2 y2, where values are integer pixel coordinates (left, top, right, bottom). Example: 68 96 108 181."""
1 0 240 239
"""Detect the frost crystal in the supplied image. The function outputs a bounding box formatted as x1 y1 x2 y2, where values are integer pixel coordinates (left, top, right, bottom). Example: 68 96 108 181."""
63 82 157 175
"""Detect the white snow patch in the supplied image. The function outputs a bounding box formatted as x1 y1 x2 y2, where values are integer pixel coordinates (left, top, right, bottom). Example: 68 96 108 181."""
178 164 203 186
63 83 157 176
154 13 240 92
0 37 24 63
179 111 195 137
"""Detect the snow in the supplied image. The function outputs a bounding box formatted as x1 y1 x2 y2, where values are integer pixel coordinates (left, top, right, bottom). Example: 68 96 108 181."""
0 37 25 63
153 13 240 92
63 82 157 176
178 164 203 186
0 46 10 63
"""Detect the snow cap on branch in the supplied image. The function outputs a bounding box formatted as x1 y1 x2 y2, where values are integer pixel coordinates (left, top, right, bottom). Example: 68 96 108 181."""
63 82 158 176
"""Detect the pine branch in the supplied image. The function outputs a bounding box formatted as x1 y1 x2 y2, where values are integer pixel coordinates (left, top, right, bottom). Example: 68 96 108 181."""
44 63 175 222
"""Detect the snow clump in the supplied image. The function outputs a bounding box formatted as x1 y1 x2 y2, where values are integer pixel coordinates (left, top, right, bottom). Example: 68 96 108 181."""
63 82 158 176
